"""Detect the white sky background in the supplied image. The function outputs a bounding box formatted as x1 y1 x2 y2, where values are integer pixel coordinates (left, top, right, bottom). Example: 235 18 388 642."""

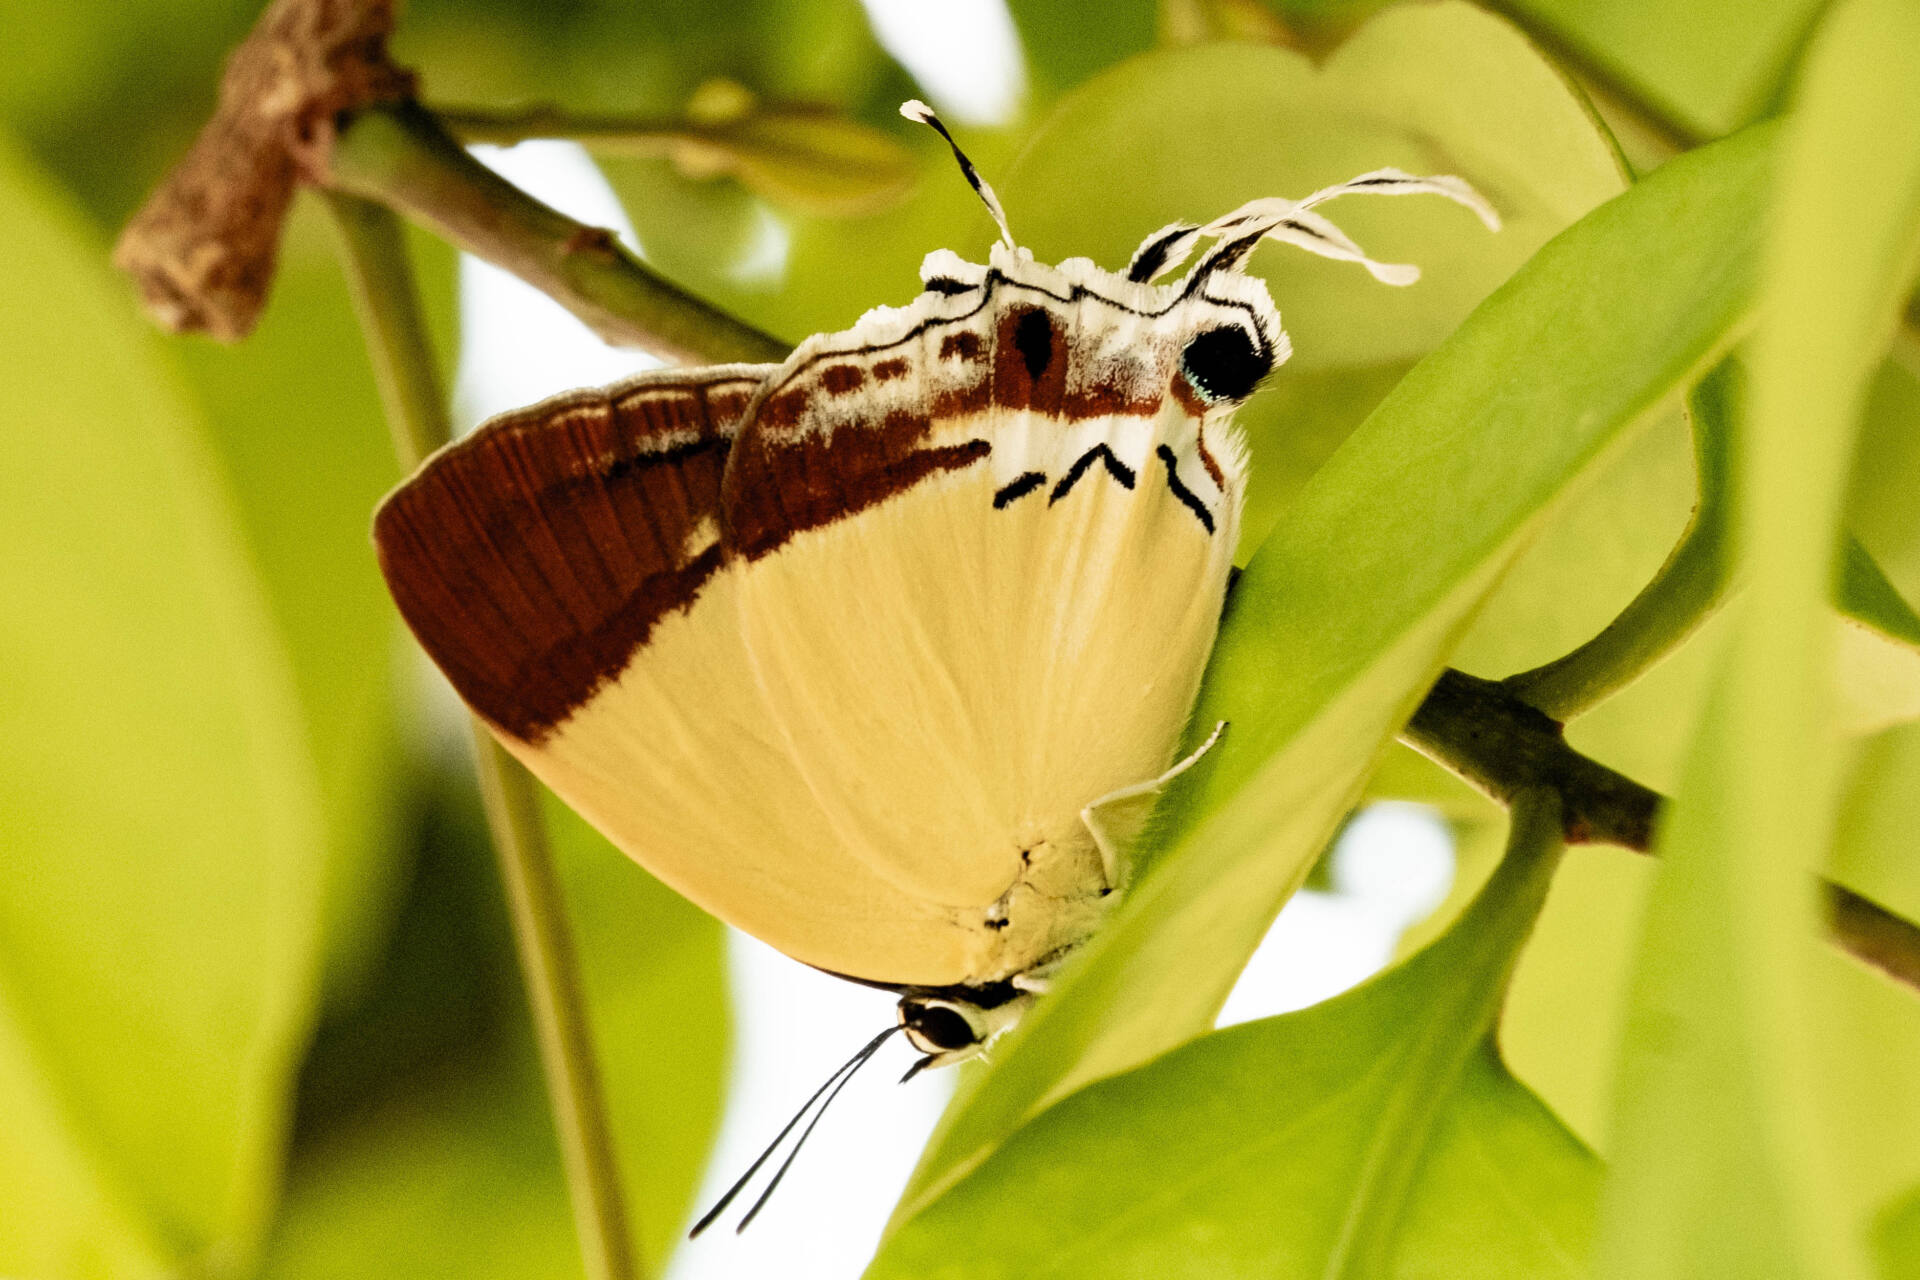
451 10 1458 1275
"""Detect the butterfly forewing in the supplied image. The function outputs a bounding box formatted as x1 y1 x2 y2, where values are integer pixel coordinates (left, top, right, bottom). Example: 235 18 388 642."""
374 367 765 740
374 366 983 986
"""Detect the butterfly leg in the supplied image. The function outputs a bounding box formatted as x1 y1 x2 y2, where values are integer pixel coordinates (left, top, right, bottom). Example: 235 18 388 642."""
1079 720 1229 891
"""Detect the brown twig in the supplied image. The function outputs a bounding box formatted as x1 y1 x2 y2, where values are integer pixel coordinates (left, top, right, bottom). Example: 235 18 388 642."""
113 0 413 339
1826 883 1920 991
1401 668 1920 995
1402 668 1659 850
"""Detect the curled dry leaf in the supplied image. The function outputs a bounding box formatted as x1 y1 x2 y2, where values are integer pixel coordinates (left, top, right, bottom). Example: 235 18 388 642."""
112 0 414 340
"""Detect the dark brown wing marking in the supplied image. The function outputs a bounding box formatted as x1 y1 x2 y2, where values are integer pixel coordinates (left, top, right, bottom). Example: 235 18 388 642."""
992 306 1069 415
724 403 992 561
373 366 775 742
722 281 1180 561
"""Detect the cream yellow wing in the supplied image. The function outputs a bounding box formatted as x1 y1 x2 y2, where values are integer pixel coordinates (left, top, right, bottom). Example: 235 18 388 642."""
721 250 1256 985
374 366 986 986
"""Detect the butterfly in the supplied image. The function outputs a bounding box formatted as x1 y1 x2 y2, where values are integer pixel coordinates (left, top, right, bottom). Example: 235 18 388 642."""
374 102 1495 1105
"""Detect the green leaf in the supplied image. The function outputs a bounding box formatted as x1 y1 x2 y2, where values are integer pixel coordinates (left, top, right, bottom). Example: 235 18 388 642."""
0 132 325 1273
1448 406 1697 683
869 801 1593 1279
1593 1 1920 1275
999 1 1628 552
1501 0 1827 141
893 118 1775 1224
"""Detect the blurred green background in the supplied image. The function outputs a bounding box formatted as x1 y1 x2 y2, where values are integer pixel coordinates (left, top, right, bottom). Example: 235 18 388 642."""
3 0 1919 1277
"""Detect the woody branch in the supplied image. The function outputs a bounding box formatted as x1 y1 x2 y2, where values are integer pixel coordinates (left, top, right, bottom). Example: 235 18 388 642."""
116 0 1920 1000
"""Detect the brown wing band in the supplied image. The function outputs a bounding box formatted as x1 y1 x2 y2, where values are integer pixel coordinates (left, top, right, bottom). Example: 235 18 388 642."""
373 369 769 741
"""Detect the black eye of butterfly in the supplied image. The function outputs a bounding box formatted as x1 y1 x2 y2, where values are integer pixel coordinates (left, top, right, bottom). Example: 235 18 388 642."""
1180 326 1271 403
907 1004 978 1051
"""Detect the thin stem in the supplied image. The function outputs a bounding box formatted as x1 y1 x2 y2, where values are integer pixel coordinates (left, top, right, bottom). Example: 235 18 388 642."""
327 101 788 366
1503 359 1741 720
325 190 640 1280
325 192 448 463
466 727 638 1280
1826 883 1920 991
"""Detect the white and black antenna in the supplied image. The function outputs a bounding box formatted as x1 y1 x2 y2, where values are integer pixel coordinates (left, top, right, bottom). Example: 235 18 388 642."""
688 1024 904 1237
901 100 1018 250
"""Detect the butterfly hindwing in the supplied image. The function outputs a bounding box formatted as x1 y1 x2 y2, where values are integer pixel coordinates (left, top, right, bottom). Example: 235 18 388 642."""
723 260 1246 981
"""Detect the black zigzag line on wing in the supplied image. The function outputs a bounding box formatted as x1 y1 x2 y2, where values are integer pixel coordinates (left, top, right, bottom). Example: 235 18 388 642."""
1048 445 1137 505
993 471 1047 508
1156 444 1216 534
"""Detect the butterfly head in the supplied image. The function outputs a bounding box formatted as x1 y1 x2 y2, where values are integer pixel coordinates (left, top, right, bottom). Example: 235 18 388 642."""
900 99 1500 414
896 987 1034 1075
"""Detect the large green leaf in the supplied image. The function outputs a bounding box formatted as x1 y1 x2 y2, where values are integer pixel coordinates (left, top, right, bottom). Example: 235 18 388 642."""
1593 3 1920 1277
891 120 1775 1225
870 802 1592 1279
0 132 326 1275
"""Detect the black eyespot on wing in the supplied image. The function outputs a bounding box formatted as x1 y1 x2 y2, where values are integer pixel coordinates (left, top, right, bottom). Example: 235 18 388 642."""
925 276 973 295
1180 326 1272 404
1014 309 1054 380
906 1004 978 1051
